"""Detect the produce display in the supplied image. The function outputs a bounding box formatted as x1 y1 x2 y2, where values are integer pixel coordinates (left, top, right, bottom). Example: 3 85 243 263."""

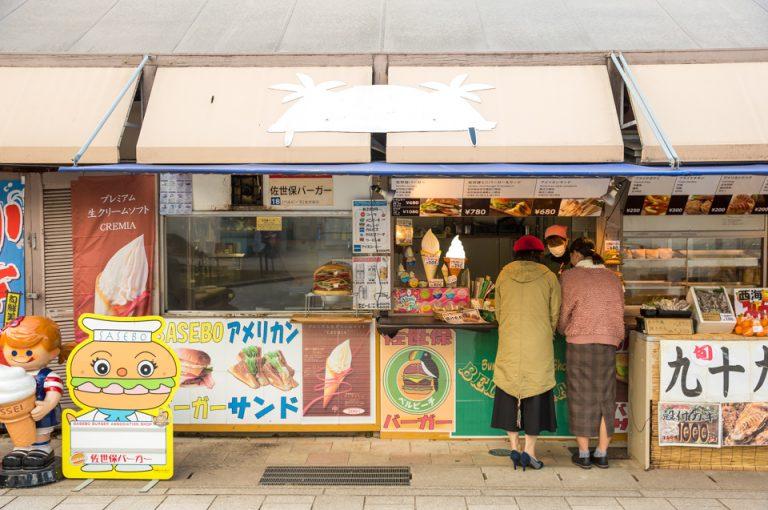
688 286 737 333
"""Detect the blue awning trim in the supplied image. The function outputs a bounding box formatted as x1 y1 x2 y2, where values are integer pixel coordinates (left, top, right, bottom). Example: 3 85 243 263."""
58 162 768 177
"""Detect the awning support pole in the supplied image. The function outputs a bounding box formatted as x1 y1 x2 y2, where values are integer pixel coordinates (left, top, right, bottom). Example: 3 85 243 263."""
610 52 680 169
71 54 151 166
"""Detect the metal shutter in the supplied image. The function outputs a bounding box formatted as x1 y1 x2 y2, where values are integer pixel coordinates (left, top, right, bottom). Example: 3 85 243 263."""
42 188 74 409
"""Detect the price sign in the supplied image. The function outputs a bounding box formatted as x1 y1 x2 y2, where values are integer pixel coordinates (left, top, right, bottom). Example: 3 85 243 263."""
532 199 561 216
462 199 489 216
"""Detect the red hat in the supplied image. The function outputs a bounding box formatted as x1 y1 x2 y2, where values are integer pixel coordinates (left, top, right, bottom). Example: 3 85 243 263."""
513 235 545 253
544 224 568 240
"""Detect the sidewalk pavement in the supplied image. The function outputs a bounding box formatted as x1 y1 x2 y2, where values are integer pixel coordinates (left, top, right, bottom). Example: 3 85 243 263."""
1 436 767 510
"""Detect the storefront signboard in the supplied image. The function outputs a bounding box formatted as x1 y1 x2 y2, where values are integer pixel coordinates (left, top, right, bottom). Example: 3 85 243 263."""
0 180 25 321
380 329 455 434
658 403 722 447
733 288 768 318
660 340 768 403
265 174 333 208
624 175 768 216
391 177 608 217
160 318 376 427
352 256 391 310
352 200 390 254
62 315 180 480
159 173 192 215
71 175 156 342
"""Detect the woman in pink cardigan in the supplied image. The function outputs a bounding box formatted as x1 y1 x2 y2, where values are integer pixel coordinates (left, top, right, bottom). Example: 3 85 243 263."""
558 238 624 470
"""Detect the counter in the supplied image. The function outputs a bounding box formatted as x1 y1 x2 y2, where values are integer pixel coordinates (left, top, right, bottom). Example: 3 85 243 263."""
628 332 768 471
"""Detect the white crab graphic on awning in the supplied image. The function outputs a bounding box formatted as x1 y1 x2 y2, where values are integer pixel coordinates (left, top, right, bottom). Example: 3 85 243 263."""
268 74 496 146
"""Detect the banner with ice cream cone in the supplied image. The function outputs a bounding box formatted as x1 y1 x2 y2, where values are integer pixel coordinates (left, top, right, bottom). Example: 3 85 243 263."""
71 175 156 342
62 314 180 480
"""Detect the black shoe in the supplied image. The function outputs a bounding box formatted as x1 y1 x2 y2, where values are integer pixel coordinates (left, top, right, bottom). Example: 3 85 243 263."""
571 452 592 469
2 450 26 470
591 453 609 469
22 449 54 470
510 450 522 470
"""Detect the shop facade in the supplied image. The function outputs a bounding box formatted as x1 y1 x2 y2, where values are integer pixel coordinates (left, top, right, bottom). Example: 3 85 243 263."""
1 51 768 469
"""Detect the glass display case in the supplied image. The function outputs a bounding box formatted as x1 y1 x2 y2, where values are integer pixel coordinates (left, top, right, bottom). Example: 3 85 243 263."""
623 236 764 306
164 213 352 312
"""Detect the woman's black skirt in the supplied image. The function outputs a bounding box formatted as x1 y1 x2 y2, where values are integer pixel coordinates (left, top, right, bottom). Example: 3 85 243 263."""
491 387 557 435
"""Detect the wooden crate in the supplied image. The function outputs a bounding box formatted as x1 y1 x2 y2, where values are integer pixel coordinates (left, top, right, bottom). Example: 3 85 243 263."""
650 402 768 471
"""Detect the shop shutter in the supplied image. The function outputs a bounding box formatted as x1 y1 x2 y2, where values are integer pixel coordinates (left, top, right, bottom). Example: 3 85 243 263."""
42 187 75 409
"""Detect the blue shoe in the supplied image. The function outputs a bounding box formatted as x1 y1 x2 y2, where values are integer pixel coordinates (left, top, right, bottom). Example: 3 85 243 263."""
520 452 544 471
510 450 521 470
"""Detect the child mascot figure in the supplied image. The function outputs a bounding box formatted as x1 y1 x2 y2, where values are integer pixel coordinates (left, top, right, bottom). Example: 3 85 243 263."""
0 316 63 471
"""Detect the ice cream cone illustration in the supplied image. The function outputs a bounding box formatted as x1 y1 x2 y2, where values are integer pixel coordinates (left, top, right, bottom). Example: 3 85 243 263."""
444 235 466 279
0 366 38 447
323 340 352 408
420 229 441 281
94 235 149 316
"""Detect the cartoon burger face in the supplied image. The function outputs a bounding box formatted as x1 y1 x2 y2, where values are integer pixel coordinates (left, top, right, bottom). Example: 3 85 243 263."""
69 316 177 411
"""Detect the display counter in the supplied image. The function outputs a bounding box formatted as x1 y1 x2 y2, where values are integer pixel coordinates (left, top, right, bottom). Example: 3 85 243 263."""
629 331 768 471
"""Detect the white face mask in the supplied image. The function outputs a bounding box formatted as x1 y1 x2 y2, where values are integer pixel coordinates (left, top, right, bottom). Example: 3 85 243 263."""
549 245 566 258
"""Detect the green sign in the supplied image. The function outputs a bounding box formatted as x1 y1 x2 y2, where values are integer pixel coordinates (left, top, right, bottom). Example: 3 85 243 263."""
453 329 570 437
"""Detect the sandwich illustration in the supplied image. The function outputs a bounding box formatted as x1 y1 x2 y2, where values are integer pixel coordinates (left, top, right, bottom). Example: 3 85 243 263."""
323 340 352 408
229 346 298 391
419 198 461 217
401 351 439 396
312 262 352 296
490 198 532 217
179 348 214 388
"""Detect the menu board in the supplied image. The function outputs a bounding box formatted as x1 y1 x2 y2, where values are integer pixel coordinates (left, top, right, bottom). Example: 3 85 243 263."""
352 200 390 254
624 175 768 216
352 255 391 310
160 173 192 215
391 177 609 218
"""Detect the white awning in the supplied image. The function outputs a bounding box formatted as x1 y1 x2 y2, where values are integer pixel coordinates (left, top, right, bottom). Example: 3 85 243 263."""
631 62 768 163
136 66 372 164
386 65 624 163
0 67 138 164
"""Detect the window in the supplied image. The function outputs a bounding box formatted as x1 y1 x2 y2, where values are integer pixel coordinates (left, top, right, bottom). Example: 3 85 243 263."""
165 214 352 311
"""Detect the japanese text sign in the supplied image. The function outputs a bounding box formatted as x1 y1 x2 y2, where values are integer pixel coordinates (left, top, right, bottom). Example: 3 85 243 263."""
159 318 376 427
660 340 768 403
0 180 25 322
380 328 455 434
266 174 333 208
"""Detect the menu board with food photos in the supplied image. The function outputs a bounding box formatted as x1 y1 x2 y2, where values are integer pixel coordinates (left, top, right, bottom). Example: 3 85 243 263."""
391 178 609 218
624 175 768 216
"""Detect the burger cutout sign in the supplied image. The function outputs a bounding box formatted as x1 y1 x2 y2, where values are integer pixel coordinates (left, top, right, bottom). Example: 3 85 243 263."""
62 315 180 480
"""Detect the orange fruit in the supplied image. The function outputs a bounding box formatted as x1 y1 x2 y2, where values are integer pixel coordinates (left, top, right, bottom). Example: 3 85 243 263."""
761 318 768 327
757 330 767 337
744 328 754 337
734 326 743 335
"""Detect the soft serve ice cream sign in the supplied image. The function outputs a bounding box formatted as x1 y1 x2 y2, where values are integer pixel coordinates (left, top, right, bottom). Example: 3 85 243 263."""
268 74 496 146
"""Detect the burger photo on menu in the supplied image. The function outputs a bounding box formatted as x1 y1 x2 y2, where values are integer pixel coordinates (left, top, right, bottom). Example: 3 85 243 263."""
419 198 461 217
179 348 215 388
312 262 352 295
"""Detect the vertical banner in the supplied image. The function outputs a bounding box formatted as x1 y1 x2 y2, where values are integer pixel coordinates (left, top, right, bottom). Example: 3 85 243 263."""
0 180 25 325
71 175 156 342
380 329 455 434
62 315 180 480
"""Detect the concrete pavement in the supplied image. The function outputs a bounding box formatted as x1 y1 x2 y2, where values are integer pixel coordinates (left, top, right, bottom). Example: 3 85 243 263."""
1 436 767 509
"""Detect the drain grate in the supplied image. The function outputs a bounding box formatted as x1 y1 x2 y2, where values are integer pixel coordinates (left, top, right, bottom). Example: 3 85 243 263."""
259 466 411 486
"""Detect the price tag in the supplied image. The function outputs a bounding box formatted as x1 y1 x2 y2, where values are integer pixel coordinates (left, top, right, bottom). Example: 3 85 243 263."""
462 199 489 216
532 199 561 216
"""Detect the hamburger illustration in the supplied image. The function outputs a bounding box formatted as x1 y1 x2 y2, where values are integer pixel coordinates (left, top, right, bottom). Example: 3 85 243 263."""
401 351 439 396
179 348 214 388
312 262 352 296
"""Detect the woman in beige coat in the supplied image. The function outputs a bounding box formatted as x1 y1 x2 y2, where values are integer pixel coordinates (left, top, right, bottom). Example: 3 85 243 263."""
492 235 561 470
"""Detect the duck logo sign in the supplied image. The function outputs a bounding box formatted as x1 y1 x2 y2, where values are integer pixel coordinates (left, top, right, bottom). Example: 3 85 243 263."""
268 74 496 146
62 315 180 480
